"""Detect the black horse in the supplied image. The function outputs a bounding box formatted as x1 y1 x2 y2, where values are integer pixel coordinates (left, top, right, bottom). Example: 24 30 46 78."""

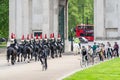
7 47 17 65
17 44 25 62
22 44 32 62
50 43 55 58
57 43 63 57
34 43 40 61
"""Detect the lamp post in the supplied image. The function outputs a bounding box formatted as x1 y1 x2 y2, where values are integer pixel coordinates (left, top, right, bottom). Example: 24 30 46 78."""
71 28 73 51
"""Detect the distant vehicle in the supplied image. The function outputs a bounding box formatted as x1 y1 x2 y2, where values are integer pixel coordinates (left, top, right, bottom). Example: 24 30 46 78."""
0 38 6 42
75 24 94 41
79 37 88 43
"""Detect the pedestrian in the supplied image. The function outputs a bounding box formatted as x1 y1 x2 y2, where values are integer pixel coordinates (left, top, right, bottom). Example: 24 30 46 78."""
100 43 105 61
92 42 97 55
88 45 94 64
73 43 79 55
96 45 102 61
81 46 87 62
113 42 119 57
106 42 112 59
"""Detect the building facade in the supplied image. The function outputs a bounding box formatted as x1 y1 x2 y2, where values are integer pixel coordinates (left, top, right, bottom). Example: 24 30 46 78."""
94 0 120 41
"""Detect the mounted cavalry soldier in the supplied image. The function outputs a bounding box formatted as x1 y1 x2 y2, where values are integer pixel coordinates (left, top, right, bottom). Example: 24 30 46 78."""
17 34 25 62
44 34 51 57
57 34 63 57
50 33 56 58
33 34 40 61
22 34 32 62
9 33 19 53
30 33 34 52
7 33 17 65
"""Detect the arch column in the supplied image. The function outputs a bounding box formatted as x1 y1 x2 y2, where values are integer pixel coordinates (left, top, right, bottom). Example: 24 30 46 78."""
9 0 31 40
9 0 17 38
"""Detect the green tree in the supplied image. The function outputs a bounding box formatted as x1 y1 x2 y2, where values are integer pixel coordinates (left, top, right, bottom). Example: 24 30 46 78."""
68 0 94 38
0 0 9 38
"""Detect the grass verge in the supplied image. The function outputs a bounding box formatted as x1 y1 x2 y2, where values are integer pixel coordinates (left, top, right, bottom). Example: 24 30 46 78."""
0 42 6 48
64 58 120 80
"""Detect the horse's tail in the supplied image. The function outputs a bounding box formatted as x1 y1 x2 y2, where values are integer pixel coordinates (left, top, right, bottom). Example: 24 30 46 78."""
7 47 14 61
7 49 10 61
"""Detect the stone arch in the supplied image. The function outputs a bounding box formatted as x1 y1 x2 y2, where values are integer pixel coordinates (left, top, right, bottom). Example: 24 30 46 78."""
9 0 68 41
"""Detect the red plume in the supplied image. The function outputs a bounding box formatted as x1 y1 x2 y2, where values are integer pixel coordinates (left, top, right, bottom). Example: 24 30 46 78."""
52 33 54 38
40 34 42 39
31 34 33 39
21 35 24 40
11 33 13 39
58 34 61 38
50 34 52 38
45 34 47 39
13 34 16 39
27 34 29 40
36 34 38 39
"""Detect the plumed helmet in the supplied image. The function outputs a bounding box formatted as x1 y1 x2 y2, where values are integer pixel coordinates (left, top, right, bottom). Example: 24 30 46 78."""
26 34 30 42
31 34 34 40
35 34 39 41
21 35 24 42
44 34 47 41
58 34 61 40
40 34 42 40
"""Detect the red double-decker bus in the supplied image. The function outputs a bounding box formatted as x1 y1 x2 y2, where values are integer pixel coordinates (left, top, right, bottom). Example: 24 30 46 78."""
75 24 94 41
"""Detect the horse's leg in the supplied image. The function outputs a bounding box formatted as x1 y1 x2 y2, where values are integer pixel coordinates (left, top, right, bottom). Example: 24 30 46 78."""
28 53 30 63
59 49 62 57
11 55 14 65
44 58 47 70
55 50 57 57
14 53 17 63
51 50 54 58
31 52 33 60
35 52 37 61
17 53 20 62
21 54 23 62
7 53 10 63
38 52 40 61
24 54 27 62
48 50 50 57
7 55 10 65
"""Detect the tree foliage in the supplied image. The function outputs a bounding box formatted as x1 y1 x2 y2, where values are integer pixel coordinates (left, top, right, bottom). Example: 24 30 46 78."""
68 0 94 37
0 0 9 38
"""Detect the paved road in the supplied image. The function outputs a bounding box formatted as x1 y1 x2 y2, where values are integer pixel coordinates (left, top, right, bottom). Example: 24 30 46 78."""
0 52 81 80
0 42 95 80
